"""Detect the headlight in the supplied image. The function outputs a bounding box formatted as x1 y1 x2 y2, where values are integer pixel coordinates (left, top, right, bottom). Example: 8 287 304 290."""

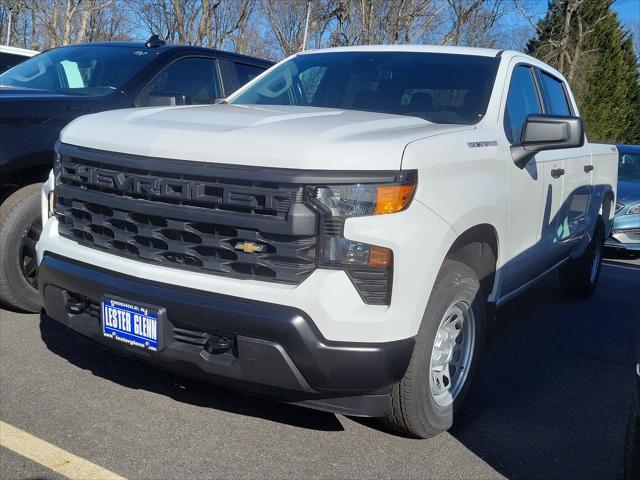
305 172 416 305
312 183 415 217
627 203 640 215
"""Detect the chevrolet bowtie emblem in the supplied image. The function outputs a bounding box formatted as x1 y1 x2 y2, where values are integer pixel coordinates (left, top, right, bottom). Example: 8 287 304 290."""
234 241 265 254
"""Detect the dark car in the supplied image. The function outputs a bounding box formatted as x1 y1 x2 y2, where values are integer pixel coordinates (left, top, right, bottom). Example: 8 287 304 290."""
606 145 640 254
0 37 272 312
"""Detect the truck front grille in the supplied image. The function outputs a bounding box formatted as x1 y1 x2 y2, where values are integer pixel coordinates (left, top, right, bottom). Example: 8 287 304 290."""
54 146 318 284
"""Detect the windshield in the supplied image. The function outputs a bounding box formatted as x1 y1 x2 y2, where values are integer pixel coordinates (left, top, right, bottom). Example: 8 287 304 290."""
0 45 159 95
232 51 500 124
618 151 640 182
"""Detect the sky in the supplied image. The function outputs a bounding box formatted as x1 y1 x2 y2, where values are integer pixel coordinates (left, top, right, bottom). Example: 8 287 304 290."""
611 0 640 25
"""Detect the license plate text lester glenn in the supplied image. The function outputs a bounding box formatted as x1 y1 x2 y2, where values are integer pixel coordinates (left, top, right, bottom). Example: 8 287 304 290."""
104 307 157 340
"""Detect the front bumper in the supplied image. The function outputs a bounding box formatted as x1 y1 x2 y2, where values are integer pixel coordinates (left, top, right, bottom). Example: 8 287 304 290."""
38 253 415 416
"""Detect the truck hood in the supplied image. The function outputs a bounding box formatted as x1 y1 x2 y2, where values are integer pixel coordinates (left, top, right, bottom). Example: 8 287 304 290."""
60 104 472 170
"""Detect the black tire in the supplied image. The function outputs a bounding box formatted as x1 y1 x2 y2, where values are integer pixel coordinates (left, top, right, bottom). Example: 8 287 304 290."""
559 219 605 298
0 183 43 312
381 260 486 439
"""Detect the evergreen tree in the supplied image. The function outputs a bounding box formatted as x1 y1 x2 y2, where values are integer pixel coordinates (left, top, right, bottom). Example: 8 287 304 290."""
526 0 640 144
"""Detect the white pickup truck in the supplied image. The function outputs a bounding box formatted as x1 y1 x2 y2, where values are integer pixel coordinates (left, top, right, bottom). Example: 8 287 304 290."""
37 45 617 438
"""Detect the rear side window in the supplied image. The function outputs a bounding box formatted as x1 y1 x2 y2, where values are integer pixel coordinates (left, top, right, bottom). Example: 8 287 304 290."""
539 71 571 116
235 62 265 85
504 65 542 143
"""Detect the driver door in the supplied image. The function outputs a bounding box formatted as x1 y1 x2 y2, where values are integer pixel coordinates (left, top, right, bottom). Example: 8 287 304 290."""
500 63 565 296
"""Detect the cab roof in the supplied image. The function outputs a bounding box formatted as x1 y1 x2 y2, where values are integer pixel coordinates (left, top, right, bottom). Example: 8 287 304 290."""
301 44 504 57
46 42 273 66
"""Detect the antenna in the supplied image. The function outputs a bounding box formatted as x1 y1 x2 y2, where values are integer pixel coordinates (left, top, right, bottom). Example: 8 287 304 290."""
146 35 166 48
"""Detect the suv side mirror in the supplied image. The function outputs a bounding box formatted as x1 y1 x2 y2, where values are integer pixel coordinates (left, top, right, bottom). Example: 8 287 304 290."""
511 114 584 168
144 91 191 107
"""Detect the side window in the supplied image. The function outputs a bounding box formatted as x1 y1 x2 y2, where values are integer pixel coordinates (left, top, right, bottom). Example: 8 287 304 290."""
139 57 221 106
234 62 265 85
539 71 572 116
504 65 542 143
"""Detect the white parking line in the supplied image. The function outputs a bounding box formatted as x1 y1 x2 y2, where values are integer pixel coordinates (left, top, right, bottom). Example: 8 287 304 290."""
0 420 125 480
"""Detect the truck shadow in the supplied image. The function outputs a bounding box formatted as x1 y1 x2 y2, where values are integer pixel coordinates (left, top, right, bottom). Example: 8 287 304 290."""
38 313 345 433
449 264 638 479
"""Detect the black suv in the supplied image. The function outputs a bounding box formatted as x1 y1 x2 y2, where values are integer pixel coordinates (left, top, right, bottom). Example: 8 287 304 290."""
0 37 272 312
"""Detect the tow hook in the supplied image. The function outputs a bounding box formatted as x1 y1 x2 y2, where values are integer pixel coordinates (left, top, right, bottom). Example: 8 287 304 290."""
204 334 233 354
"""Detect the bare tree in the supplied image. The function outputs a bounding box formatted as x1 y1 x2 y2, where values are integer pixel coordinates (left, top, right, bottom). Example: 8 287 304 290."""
528 0 610 84
323 0 440 46
263 0 324 56
440 0 507 47
130 0 257 50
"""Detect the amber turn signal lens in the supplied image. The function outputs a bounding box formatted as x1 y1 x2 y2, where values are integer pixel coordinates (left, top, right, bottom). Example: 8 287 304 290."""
375 185 416 215
368 245 392 267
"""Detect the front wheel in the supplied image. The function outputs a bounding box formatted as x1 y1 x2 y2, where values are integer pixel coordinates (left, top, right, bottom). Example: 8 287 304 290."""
0 183 43 312
382 260 485 438
559 219 605 298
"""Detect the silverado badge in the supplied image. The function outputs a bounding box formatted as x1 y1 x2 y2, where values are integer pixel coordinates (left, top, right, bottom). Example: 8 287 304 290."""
234 241 266 254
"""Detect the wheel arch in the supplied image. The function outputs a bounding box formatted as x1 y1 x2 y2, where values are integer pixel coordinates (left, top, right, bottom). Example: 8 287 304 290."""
1 164 52 205
600 189 615 237
445 223 499 300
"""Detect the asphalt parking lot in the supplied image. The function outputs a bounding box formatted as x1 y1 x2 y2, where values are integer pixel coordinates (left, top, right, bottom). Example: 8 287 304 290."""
1 254 639 480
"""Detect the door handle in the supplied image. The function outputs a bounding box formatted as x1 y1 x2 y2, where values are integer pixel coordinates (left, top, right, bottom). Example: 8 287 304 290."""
551 168 565 178
584 165 594 172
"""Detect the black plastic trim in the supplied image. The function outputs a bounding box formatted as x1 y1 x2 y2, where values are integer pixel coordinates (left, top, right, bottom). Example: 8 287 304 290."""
55 183 316 236
57 142 413 185
38 253 414 398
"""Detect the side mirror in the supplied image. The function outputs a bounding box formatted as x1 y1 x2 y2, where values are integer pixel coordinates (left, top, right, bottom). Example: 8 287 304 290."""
511 114 584 168
144 91 191 107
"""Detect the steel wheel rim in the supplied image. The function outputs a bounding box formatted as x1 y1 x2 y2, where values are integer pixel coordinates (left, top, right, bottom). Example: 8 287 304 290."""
589 232 602 284
19 218 41 290
429 300 475 407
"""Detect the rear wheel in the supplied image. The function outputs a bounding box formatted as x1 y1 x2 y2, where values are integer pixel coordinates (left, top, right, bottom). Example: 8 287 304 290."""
382 260 485 438
0 183 43 312
559 219 604 298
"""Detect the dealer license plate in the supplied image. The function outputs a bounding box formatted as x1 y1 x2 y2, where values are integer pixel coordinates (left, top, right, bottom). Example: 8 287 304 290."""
101 297 160 351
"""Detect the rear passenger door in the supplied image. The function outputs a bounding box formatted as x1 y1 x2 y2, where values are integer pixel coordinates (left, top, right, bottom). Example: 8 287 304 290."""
536 69 593 251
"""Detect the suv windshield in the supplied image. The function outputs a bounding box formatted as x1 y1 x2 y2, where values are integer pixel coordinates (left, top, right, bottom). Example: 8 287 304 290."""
0 45 159 95
618 151 640 181
232 51 500 124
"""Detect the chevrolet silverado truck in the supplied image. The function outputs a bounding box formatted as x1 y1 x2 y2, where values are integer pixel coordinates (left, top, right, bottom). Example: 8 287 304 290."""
0 36 271 312
37 46 618 438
